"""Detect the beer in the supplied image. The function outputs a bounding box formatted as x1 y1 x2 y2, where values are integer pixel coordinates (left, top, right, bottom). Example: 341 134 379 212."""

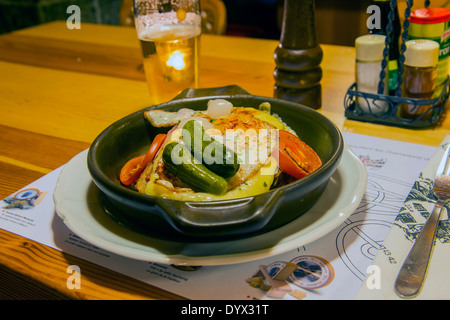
138 24 200 105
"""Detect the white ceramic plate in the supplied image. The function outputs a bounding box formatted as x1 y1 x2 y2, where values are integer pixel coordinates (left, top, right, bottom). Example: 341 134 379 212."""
53 145 367 266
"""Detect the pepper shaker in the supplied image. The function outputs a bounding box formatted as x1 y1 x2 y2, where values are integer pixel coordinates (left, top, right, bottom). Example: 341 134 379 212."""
399 39 439 119
273 0 323 109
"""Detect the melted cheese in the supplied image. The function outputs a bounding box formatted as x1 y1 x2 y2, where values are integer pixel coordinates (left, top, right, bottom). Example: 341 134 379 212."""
139 105 293 200
144 157 278 201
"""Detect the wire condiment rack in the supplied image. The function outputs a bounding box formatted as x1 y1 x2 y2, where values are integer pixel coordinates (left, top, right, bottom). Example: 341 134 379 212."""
344 0 449 128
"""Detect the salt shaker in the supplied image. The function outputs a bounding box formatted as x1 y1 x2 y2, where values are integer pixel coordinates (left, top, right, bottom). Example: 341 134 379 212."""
355 34 388 114
399 39 439 119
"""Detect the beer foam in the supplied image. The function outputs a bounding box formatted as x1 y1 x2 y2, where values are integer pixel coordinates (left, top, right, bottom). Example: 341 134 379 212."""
136 11 201 40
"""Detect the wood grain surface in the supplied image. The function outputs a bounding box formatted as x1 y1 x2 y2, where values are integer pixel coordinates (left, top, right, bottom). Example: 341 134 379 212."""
0 21 448 300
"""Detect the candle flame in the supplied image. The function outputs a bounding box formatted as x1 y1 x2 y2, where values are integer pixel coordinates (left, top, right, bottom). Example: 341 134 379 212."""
167 50 185 70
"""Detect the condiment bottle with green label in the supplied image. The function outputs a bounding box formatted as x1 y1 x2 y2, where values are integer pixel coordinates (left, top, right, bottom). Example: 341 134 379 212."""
408 7 450 96
368 0 401 95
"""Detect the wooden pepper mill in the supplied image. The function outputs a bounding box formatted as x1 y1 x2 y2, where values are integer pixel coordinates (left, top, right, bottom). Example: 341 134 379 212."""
274 0 323 109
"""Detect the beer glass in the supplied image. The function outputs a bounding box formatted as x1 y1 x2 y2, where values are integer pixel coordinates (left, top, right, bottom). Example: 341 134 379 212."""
133 0 201 105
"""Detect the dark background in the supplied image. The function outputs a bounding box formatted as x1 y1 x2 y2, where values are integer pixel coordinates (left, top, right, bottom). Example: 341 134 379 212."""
0 0 372 46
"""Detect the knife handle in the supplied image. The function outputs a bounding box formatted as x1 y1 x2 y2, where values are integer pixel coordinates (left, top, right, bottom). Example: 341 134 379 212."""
394 201 445 298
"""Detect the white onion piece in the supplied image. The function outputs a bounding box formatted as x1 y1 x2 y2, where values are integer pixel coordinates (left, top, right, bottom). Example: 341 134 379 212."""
177 116 214 131
207 99 233 119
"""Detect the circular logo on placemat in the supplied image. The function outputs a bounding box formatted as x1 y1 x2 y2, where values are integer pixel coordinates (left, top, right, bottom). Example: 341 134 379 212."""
14 188 40 200
289 255 335 289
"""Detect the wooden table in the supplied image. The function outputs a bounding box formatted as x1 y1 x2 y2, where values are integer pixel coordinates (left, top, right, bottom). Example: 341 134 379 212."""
0 21 449 300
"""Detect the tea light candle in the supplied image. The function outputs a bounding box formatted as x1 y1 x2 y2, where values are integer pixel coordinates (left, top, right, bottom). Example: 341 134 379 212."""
167 50 186 70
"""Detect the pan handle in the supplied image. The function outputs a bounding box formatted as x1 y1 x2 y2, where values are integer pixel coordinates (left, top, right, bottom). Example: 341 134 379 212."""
172 85 252 100
155 188 284 237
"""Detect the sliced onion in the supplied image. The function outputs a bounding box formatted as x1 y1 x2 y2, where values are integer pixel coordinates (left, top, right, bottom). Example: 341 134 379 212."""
207 99 233 119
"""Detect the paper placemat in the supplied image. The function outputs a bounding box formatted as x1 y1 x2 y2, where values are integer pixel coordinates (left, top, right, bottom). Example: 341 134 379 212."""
0 132 440 300
356 135 450 300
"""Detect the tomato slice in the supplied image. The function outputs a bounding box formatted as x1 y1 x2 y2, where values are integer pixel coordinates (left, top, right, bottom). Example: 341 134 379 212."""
119 134 166 186
142 134 167 167
119 155 146 186
274 130 322 180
